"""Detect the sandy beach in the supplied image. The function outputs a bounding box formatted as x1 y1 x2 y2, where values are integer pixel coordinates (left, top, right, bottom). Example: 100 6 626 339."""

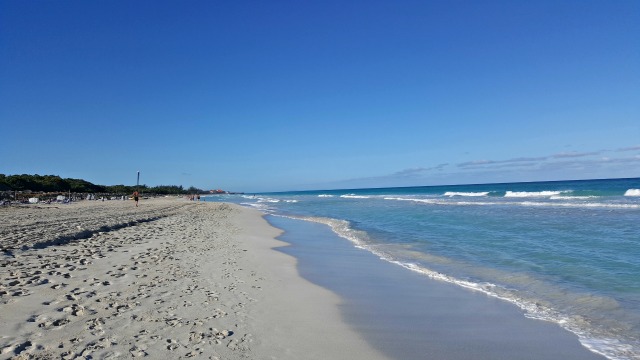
1 199 385 359
1 198 611 360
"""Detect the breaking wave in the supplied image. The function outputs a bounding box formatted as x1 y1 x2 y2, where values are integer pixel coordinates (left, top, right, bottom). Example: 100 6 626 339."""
340 194 371 199
382 196 640 210
624 189 640 197
444 191 490 197
505 191 567 198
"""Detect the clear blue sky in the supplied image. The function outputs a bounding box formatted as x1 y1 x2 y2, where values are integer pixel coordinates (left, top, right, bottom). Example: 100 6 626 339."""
1 0 638 192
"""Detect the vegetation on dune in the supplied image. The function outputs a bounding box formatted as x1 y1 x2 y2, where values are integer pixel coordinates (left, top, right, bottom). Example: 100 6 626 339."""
0 174 205 195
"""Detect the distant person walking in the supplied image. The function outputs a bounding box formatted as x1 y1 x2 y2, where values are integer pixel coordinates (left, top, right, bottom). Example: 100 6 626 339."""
133 190 139 207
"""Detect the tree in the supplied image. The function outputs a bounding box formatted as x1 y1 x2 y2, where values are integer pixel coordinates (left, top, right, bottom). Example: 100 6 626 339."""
187 186 204 194
0 174 207 195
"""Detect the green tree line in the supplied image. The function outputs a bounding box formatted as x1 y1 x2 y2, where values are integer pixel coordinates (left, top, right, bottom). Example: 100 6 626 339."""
0 174 205 195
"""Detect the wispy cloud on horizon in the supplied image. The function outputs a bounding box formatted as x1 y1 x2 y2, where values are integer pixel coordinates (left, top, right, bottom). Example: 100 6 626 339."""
456 149 624 170
458 157 548 168
312 146 640 190
617 145 640 152
552 151 602 159
390 146 639 182
392 163 449 177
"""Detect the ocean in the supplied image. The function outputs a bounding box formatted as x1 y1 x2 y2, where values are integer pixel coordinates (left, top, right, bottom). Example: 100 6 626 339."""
205 178 640 360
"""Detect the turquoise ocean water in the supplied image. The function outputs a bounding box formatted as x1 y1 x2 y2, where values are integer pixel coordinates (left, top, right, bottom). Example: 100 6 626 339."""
205 178 640 360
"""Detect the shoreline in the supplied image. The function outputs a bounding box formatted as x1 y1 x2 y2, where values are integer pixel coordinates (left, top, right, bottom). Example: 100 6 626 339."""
0 198 611 359
219 180 640 360
0 199 385 359
269 215 608 360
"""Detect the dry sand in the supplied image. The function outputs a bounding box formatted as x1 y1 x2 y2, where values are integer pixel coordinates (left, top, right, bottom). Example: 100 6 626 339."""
1 199 386 359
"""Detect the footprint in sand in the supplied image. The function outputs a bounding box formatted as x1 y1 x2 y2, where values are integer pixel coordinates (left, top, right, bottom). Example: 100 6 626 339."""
11 289 30 297
38 317 71 330
59 303 85 316
1 340 33 357
184 349 203 357
27 314 47 323
166 339 180 350
129 345 147 357
227 333 251 352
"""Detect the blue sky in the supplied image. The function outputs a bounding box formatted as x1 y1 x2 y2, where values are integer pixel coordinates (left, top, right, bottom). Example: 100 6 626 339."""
1 0 638 192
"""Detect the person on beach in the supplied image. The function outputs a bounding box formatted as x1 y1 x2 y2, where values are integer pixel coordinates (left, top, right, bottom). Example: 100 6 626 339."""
133 190 139 207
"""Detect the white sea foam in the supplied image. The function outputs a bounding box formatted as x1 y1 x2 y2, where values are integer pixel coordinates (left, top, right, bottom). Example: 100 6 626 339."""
384 196 501 207
318 194 335 198
521 201 640 209
384 197 442 204
444 191 489 197
241 202 273 212
349 237 635 359
505 191 566 198
340 194 371 199
383 196 506 207
624 189 640 197
278 214 370 248
383 196 640 210
550 195 599 200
